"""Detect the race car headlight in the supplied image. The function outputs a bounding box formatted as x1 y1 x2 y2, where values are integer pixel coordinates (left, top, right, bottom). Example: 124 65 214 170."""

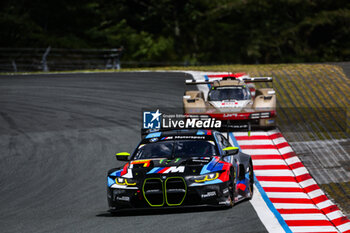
194 172 220 183
250 112 271 119
115 177 137 186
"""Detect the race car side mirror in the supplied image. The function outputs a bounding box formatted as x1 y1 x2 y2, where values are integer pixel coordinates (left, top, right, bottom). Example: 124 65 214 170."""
222 147 239 156
116 152 130 161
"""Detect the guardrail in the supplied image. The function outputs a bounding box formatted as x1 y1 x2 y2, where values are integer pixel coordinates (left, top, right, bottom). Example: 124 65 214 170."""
0 47 123 72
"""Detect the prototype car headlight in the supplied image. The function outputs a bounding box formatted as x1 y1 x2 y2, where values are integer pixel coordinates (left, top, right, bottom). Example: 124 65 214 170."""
115 177 137 186
250 112 271 119
194 172 220 183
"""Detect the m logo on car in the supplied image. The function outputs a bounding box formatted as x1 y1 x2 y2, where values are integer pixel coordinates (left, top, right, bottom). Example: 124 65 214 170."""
147 166 185 174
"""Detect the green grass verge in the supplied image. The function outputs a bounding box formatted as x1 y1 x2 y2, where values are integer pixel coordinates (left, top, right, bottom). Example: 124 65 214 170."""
320 182 350 215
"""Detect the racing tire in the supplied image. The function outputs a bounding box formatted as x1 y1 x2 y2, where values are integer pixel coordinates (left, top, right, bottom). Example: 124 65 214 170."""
247 162 254 200
228 167 236 207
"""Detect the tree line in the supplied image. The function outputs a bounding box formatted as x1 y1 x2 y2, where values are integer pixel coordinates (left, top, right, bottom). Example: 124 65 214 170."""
1 0 349 64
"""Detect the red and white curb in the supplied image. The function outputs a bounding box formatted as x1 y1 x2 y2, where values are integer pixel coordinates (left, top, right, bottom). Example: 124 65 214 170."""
234 130 350 233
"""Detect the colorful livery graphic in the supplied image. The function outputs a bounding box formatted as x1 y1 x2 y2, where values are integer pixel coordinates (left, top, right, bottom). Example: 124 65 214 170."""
107 130 254 211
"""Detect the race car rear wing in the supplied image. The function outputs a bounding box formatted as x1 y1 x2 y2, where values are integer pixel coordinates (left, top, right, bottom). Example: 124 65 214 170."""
185 80 213 85
242 76 273 82
185 76 272 85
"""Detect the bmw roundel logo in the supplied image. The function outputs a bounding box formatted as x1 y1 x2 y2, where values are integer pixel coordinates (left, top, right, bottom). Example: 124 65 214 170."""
149 137 159 142
162 176 167 180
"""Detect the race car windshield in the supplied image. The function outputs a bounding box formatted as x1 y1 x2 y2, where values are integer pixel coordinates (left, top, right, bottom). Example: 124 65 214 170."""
133 140 217 160
208 86 249 101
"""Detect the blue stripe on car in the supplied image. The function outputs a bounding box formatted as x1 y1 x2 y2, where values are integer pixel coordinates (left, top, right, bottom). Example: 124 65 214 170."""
147 167 163 174
110 169 122 177
145 132 161 139
107 176 115 187
204 75 211 89
200 157 223 175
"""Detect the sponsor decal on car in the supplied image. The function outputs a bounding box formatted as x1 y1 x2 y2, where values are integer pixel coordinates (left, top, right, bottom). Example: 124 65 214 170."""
116 196 130 202
149 137 159 142
201 191 216 198
147 166 185 174
223 113 238 118
219 200 231 205
223 188 229 195
174 135 205 139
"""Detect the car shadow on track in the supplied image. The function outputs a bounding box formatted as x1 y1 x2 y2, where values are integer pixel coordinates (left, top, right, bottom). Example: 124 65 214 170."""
96 206 230 217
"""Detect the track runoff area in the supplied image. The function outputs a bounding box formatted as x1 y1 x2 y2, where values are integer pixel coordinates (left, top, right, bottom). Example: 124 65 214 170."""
187 71 350 233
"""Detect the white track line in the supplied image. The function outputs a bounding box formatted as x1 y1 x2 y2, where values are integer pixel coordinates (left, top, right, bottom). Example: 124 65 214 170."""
249 184 286 233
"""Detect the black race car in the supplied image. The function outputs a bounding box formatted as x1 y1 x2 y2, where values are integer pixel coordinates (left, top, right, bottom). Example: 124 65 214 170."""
107 129 254 211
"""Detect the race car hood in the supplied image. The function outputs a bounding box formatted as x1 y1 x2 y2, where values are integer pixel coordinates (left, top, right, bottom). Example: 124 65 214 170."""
208 100 253 113
110 156 227 179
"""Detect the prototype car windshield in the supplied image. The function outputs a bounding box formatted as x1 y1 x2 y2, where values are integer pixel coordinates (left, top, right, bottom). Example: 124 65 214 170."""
133 140 218 160
208 86 250 101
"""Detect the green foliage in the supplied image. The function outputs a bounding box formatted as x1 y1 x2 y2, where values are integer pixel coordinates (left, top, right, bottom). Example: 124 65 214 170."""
1 0 349 63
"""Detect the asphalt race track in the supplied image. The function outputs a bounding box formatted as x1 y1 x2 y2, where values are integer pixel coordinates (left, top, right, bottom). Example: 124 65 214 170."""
0 72 267 233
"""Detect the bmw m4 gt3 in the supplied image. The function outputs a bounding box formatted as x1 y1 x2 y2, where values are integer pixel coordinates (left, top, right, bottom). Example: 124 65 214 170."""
107 129 254 211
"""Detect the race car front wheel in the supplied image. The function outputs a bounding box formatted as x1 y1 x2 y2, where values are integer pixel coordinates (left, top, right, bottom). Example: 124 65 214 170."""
228 167 236 207
247 162 254 200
